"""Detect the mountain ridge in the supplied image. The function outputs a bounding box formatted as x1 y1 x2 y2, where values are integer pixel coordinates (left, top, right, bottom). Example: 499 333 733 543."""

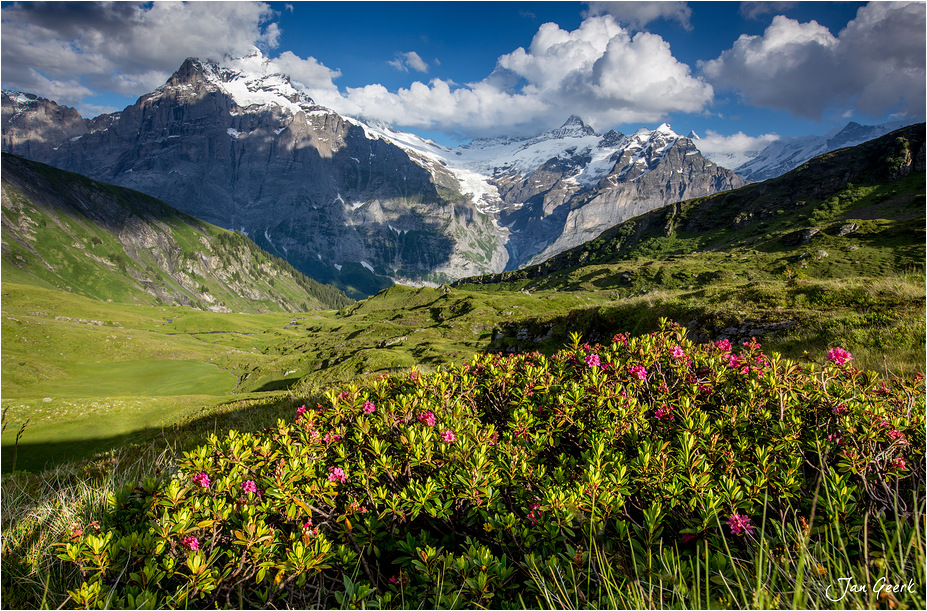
731 120 906 182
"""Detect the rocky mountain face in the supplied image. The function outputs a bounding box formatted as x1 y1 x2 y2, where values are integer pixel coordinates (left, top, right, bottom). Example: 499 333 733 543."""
457 123 926 288
359 117 746 268
1 91 93 159
1 154 352 312
489 123 747 266
2 52 746 293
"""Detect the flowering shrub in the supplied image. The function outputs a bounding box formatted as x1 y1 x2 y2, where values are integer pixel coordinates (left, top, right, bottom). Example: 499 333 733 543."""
57 320 924 609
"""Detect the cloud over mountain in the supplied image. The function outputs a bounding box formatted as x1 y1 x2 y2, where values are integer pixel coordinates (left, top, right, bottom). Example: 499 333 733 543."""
1 0 922 158
1 1 281 100
310 15 713 137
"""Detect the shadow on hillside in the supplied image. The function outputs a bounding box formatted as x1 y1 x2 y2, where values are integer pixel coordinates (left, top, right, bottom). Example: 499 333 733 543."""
1 393 304 474
2 433 154 475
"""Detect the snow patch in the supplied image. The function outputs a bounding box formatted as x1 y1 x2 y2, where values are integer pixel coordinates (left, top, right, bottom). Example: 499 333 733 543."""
360 260 375 273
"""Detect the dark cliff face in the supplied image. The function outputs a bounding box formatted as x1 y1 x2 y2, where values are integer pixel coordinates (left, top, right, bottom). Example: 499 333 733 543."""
1 91 90 160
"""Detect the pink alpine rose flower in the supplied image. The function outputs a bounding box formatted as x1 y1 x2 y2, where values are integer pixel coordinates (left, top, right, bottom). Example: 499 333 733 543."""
585 354 601 368
727 512 755 536
669 346 685 359
629 364 647 380
328 467 347 483
441 430 457 444
655 405 675 422
192 472 210 489
181 536 199 551
241 480 258 494
418 411 437 427
827 347 853 365
527 502 542 525
362 400 376 414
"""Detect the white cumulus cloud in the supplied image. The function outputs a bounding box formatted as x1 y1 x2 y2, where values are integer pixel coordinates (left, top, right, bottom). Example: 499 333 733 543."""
272 51 342 92
304 14 713 137
701 1 926 120
694 130 780 168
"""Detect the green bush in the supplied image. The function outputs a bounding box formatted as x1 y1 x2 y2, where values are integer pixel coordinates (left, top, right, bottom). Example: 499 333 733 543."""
57 321 924 609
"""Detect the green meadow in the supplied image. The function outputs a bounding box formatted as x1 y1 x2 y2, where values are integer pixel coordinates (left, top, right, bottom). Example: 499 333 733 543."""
0 280 327 472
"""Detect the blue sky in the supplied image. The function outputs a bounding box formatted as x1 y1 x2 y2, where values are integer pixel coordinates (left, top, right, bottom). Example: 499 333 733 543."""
2 1 924 156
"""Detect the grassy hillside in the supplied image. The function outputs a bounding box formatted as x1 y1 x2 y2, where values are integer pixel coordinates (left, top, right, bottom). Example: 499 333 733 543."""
2 154 352 312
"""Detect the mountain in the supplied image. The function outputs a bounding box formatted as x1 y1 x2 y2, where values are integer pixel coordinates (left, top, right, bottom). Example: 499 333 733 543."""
343 117 746 268
456 123 925 290
729 121 905 182
1 54 509 298
1 154 352 312
2 51 745 294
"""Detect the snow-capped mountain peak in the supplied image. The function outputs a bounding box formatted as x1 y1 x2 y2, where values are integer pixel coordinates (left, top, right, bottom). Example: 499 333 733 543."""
538 115 598 140
154 50 317 115
654 122 677 136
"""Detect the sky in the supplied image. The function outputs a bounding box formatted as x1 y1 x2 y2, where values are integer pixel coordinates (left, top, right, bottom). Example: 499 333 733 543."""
1 1 924 159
